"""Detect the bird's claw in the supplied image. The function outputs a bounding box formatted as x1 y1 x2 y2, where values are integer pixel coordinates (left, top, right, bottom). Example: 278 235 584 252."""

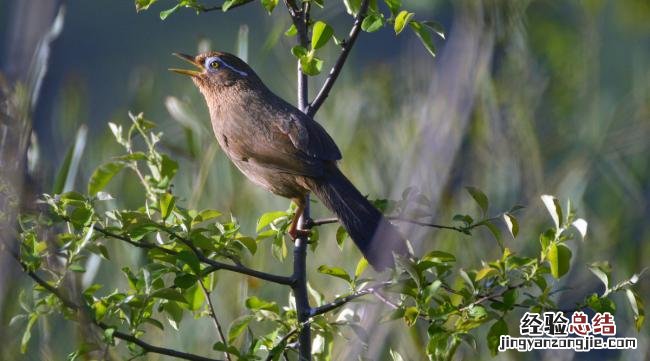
288 229 311 240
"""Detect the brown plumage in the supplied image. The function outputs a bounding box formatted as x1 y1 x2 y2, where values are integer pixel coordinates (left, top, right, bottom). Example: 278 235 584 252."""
171 51 408 270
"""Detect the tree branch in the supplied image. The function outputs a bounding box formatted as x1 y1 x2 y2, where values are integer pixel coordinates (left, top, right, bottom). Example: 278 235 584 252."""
11 254 222 361
310 282 392 317
306 0 370 117
162 229 296 286
72 218 294 286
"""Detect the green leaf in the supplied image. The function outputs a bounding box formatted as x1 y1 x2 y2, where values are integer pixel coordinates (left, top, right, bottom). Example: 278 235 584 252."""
69 206 93 228
237 236 257 255
222 0 248 11
285 24 298 37
384 0 401 16
585 293 616 313
487 319 508 356
343 0 362 15
421 21 445 39
183 284 205 311
174 274 197 289
135 0 158 12
503 213 519 238
465 187 489 215
192 209 222 225
159 193 175 221
256 211 288 232
475 267 497 281
482 220 504 250
312 21 334 50
300 54 324 76
69 264 86 273
355 258 368 279
178 251 201 275
422 250 456 263
410 20 437 57
52 128 87 194
159 4 180 20
228 315 254 344
21 313 38 353
539 228 555 253
571 218 588 239
260 0 278 13
548 243 571 279
362 13 384 33
588 262 611 289
394 10 414 34
541 195 563 229
160 154 179 183
88 162 125 195
163 301 184 330
152 288 188 304
317 265 351 283
336 227 348 250
403 306 419 326
245 296 279 313
625 288 645 331
291 45 308 58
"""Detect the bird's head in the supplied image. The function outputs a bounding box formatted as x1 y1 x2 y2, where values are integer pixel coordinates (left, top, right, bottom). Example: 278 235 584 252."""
169 51 260 94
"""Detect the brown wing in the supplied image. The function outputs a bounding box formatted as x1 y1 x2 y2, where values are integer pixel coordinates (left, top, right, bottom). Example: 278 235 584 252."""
227 104 341 178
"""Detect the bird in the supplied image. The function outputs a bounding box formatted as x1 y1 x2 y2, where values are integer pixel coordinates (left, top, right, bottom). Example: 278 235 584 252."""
170 51 408 270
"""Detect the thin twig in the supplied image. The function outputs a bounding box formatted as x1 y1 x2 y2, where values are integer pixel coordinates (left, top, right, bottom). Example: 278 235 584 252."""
11 253 222 361
199 281 232 361
371 290 400 310
306 0 370 117
309 216 468 233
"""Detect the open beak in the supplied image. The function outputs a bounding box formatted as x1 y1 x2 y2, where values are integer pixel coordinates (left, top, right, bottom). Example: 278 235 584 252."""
169 53 203 77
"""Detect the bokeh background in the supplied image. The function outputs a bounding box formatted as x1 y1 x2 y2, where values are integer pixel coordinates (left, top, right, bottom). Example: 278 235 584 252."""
1 0 649 360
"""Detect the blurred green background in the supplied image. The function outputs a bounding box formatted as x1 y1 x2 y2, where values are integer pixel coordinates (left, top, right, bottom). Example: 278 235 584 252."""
1 0 648 360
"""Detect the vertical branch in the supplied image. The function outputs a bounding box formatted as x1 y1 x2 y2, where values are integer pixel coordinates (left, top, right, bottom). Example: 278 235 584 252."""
285 0 312 359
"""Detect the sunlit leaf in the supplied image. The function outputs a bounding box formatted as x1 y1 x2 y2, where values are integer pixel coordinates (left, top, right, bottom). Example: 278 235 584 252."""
317 265 351 283
548 243 571 279
394 10 414 34
312 21 334 50
159 193 175 221
503 213 519 238
541 195 563 229
260 0 278 13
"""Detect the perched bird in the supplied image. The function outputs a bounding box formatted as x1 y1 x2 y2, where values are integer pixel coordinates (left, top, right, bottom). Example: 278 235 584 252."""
170 51 408 270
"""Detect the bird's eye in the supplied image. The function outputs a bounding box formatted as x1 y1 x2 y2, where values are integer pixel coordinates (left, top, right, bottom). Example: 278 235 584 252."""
209 60 220 69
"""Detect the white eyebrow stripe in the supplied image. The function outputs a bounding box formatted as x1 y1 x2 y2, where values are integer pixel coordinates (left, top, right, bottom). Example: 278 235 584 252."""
217 58 248 77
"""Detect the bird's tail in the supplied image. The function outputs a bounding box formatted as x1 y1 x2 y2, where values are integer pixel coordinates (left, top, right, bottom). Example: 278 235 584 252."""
306 166 409 270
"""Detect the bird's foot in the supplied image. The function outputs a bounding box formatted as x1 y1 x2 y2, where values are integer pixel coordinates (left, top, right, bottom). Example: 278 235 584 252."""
288 229 311 240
